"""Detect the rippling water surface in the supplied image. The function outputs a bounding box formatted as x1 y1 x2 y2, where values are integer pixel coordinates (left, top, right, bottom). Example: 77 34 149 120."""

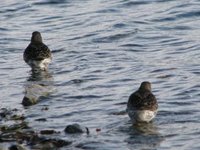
1 0 200 149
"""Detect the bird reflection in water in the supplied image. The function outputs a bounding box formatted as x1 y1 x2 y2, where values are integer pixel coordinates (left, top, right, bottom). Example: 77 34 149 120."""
22 70 55 106
125 122 164 150
132 121 159 135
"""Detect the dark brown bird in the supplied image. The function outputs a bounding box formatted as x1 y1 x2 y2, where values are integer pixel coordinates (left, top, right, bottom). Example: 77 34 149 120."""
127 81 158 123
23 31 52 71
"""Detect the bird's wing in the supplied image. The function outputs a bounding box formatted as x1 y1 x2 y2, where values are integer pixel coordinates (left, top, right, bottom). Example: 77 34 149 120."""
128 91 158 110
24 43 51 61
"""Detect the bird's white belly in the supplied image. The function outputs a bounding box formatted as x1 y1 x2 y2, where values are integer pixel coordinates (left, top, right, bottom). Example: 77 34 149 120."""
127 109 157 123
28 58 51 70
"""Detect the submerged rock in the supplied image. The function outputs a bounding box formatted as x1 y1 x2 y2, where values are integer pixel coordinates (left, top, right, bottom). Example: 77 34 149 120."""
1 128 71 149
22 96 37 106
0 107 72 149
0 122 29 133
35 118 47 122
32 138 72 150
0 108 11 119
40 139 72 148
22 83 54 106
40 130 59 135
0 108 25 121
9 144 27 150
64 123 89 134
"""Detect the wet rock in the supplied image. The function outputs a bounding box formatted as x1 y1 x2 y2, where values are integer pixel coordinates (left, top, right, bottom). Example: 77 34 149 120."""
0 106 72 149
3 130 71 148
0 108 25 121
41 107 49 111
0 108 11 118
0 122 29 133
76 141 103 149
18 132 45 146
22 82 54 106
0 130 37 144
22 96 37 106
41 138 72 148
9 144 27 150
64 123 89 134
40 130 58 135
38 142 56 150
33 138 72 150
35 118 47 122
11 114 26 121
14 130 36 142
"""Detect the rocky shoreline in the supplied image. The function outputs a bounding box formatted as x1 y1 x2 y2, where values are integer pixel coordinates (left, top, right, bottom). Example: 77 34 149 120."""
0 108 91 150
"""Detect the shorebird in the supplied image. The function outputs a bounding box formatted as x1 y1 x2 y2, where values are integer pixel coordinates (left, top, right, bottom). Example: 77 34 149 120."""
127 81 158 123
23 31 52 71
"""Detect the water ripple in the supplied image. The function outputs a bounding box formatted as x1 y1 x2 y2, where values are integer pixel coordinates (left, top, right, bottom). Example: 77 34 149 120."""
1 0 200 149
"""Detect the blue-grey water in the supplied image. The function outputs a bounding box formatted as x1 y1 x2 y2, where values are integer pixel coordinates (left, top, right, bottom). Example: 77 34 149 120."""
1 0 200 149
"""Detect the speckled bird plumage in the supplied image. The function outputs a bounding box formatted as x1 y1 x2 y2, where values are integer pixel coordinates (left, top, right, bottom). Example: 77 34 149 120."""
127 81 158 123
23 31 52 71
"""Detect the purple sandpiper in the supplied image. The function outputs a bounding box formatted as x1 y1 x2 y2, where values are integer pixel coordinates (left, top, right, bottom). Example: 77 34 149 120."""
127 81 158 123
23 31 52 71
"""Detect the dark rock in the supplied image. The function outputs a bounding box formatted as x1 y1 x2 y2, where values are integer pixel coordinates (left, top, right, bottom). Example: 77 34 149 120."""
9 145 19 150
0 108 25 122
40 130 58 135
35 118 47 122
11 114 26 121
41 138 72 148
9 144 27 150
64 123 88 134
1 122 29 132
41 107 49 111
22 96 37 106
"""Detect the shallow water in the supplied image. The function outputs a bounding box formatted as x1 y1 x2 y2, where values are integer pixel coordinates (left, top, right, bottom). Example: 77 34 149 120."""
1 0 200 149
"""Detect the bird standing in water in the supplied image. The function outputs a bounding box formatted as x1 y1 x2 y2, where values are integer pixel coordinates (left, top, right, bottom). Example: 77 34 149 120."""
23 31 52 71
127 81 158 123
